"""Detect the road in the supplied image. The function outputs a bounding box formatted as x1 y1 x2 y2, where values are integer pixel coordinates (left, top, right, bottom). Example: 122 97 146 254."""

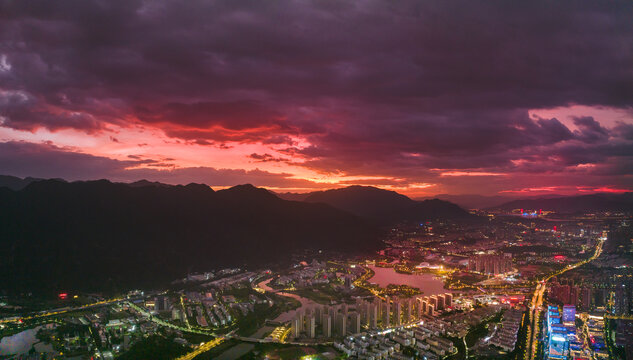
174 336 227 360
0 297 125 324
126 301 216 336
526 237 604 360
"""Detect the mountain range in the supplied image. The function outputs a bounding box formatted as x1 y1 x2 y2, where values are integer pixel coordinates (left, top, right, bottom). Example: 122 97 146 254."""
4 174 627 294
490 192 633 213
0 177 477 294
0 178 381 294
293 186 471 223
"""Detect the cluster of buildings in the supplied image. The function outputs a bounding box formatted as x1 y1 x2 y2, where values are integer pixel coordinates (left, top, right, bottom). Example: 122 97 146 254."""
549 279 593 310
291 293 453 339
335 319 456 360
614 319 633 359
182 267 243 283
178 290 245 329
468 253 513 275
488 308 523 351
613 276 632 316
274 260 364 289
442 304 503 338
545 305 583 360
585 313 608 359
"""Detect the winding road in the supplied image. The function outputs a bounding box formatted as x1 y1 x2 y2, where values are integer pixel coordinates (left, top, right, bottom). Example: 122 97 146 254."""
525 237 604 360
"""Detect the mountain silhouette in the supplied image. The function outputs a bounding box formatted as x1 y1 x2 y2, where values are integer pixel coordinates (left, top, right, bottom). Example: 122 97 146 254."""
492 193 633 213
301 185 471 223
0 178 380 294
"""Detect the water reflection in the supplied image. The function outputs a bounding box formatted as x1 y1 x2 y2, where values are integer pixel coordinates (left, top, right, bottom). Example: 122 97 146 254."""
367 265 449 296
0 325 55 356
257 278 319 322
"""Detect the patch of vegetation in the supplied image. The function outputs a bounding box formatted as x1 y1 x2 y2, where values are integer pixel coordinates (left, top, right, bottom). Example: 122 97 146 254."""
384 284 421 297
466 310 504 347
444 336 466 360
237 343 338 360
235 296 300 337
117 335 189 360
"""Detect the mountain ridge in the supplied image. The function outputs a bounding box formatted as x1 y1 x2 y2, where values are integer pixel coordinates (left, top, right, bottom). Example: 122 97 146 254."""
0 178 380 294
301 185 471 223
491 192 633 213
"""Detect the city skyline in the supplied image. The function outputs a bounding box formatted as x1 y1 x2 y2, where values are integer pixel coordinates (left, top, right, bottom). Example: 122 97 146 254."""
1 1 632 197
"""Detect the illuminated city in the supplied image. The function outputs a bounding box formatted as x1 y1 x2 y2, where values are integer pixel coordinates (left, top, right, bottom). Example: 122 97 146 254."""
1 1 632 359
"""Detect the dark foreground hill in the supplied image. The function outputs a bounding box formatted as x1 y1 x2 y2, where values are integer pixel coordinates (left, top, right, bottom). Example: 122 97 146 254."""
0 179 380 294
492 193 633 213
301 186 471 223
0 174 43 190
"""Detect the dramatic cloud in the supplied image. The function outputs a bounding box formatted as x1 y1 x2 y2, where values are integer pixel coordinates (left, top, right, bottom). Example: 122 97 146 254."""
0 141 325 189
0 0 632 195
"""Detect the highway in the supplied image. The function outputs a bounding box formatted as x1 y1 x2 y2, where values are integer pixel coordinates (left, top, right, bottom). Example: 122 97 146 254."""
174 336 226 360
0 297 124 324
525 237 604 360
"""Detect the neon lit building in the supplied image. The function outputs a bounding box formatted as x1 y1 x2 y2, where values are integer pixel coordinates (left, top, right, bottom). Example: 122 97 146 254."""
547 306 569 360
562 304 576 323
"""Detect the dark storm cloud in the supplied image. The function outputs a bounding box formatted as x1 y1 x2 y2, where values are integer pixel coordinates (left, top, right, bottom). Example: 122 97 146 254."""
248 153 288 163
0 90 104 132
0 141 136 179
135 100 286 130
1 0 632 190
572 116 610 143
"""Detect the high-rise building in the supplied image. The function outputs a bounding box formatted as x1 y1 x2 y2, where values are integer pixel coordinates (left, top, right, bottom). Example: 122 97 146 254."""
406 298 413 323
323 315 332 338
615 319 633 356
395 300 402 326
436 294 445 311
550 284 571 304
569 287 578 306
337 313 347 336
427 304 435 316
155 296 169 311
350 312 361 334
416 297 423 319
369 303 378 329
429 295 438 309
307 315 316 338
562 305 576 323
580 287 592 310
444 293 453 307
468 253 513 275
292 317 302 338
358 300 366 325
296 311 304 332
547 306 569 359
615 286 631 315
383 296 391 328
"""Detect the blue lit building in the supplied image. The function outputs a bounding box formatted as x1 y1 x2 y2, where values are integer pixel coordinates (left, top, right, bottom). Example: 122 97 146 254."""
562 304 576 323
546 305 569 360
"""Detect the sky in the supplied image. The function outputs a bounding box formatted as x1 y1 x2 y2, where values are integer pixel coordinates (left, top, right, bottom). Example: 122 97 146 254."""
1 0 632 197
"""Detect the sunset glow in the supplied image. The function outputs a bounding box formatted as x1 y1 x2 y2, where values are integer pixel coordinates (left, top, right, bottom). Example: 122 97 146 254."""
0 1 632 197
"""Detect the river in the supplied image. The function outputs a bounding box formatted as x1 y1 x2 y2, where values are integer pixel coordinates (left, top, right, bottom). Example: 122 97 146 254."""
257 278 320 322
